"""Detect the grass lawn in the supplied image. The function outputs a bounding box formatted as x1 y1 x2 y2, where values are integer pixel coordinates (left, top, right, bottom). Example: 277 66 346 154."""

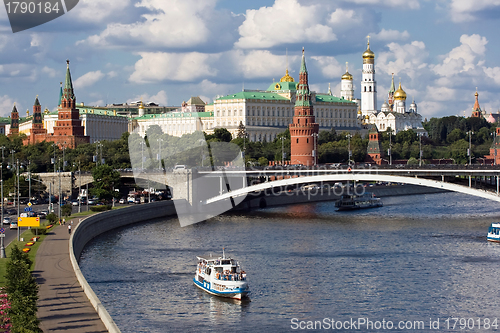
0 207 121 287
0 223 55 287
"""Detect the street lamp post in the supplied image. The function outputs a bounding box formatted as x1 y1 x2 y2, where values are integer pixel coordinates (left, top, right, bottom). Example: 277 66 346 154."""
418 133 423 167
467 131 474 165
280 136 285 165
311 133 318 167
346 133 353 166
389 131 392 166
157 138 163 170
0 146 5 258
16 159 20 241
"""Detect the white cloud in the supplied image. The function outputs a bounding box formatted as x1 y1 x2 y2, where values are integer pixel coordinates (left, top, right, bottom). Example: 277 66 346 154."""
0 95 16 117
310 56 342 79
74 70 105 89
344 0 420 9
426 85 456 102
235 0 336 49
69 0 133 23
231 49 292 79
41 66 57 78
448 0 500 22
372 28 410 41
129 52 219 83
377 40 429 79
107 71 118 79
432 34 487 77
127 90 168 105
79 0 236 49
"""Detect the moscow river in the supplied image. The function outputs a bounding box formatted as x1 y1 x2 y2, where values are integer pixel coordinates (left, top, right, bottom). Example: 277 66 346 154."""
79 192 500 332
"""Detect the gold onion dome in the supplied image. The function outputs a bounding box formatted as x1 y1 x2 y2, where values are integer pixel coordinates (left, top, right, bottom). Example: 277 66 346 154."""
280 69 294 82
394 82 407 100
363 41 375 59
342 71 353 80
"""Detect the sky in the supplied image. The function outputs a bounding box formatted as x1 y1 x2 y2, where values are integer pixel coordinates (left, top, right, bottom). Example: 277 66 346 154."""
1 0 500 121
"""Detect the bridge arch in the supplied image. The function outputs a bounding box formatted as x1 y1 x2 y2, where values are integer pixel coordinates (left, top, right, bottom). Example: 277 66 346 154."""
206 174 500 204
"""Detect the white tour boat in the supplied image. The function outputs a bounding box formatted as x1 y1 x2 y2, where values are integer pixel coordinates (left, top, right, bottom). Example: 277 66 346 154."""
194 250 249 300
335 192 383 211
487 223 500 243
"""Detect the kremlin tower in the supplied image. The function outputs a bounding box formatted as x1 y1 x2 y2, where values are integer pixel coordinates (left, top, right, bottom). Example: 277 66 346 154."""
8 104 19 137
360 37 377 117
289 48 319 166
471 89 483 118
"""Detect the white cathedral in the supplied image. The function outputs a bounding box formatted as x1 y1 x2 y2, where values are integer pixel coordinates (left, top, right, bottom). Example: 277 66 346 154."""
338 38 425 135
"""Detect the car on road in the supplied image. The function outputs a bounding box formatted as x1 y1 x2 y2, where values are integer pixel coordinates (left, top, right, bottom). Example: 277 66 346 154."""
2 217 10 225
9 220 17 229
72 200 80 206
37 211 47 219
119 198 126 204
88 199 97 205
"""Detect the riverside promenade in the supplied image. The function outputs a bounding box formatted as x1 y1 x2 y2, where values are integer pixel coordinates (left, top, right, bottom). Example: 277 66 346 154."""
34 219 108 333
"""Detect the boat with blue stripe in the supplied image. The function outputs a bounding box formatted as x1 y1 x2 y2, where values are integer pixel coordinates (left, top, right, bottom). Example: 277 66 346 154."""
487 223 500 243
194 250 249 300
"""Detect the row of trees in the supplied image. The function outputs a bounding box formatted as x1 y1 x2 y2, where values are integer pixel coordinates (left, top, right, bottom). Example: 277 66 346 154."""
1 116 497 199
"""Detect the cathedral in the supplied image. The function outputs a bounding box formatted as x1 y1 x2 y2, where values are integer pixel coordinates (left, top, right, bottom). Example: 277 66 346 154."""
354 38 426 135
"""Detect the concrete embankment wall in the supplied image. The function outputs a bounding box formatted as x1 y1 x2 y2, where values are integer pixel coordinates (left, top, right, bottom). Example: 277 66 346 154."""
69 201 177 333
236 184 447 210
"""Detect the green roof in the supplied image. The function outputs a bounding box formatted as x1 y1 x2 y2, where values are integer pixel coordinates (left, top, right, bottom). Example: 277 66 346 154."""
136 111 213 120
216 91 289 101
315 94 356 104
266 81 298 92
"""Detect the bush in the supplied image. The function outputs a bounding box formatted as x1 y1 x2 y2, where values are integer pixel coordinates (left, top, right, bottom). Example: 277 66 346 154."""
89 205 112 212
46 213 58 224
30 228 47 236
61 203 72 217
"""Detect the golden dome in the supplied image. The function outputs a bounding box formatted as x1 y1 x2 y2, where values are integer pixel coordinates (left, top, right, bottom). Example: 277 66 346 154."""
280 69 294 82
394 82 407 100
342 71 353 80
363 40 375 59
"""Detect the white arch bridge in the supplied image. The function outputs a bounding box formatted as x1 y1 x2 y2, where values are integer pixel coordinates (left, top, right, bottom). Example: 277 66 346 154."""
203 168 500 205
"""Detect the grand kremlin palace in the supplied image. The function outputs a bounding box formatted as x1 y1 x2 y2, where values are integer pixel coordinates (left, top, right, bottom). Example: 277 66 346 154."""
133 70 360 142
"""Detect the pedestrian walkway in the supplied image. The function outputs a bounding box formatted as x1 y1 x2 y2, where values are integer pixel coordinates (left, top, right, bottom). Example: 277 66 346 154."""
34 218 108 332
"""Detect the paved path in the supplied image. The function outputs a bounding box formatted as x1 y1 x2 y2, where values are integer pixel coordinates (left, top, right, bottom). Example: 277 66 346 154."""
34 219 108 333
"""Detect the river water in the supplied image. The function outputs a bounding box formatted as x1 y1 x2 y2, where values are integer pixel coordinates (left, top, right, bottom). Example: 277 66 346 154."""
79 192 500 332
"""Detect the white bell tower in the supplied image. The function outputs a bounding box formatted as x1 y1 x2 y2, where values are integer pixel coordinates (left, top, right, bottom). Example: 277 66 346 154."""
361 36 377 117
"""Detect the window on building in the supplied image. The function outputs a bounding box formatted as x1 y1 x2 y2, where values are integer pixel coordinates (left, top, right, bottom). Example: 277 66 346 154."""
296 138 299 144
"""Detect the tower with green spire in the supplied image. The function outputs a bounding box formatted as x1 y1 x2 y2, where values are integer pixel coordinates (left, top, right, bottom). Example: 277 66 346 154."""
8 104 19 137
289 48 319 166
50 60 89 149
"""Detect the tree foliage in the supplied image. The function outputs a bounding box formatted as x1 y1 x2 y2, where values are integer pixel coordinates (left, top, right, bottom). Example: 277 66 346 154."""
91 164 121 201
5 245 41 332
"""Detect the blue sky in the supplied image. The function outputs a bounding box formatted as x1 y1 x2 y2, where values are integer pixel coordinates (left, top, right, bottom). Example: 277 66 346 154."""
1 0 500 120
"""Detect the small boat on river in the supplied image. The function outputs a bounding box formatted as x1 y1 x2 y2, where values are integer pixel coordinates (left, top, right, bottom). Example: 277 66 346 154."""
335 192 383 211
194 250 249 300
487 223 500 243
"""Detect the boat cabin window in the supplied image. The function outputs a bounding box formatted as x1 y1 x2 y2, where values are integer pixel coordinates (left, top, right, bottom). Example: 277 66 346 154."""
221 260 231 265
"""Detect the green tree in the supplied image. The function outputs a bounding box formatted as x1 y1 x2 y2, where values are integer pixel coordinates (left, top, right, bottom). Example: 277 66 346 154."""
5 245 40 333
91 164 121 201
61 203 72 217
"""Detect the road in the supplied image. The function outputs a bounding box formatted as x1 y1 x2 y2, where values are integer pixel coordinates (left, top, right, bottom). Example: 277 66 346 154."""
0 201 133 251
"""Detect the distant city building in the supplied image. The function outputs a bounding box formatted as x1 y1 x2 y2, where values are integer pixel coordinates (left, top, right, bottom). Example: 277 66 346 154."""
485 127 500 164
486 111 500 124
131 97 213 137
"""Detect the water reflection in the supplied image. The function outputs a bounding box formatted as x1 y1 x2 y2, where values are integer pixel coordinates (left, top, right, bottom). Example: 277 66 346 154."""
79 192 500 332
